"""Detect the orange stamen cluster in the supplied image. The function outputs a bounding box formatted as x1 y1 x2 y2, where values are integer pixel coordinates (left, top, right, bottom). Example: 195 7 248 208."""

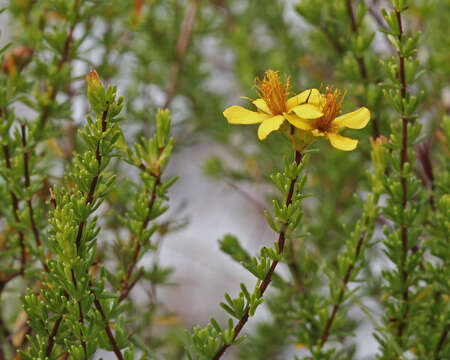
255 70 290 115
316 87 346 132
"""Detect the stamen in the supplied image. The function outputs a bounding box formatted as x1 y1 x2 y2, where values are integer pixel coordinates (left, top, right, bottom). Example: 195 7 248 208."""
316 87 346 132
255 70 290 115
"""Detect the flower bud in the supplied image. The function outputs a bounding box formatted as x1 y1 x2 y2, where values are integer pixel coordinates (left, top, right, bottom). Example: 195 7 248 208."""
86 70 106 114
86 70 103 93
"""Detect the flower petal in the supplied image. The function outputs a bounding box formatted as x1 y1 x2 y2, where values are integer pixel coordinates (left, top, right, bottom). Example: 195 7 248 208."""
291 104 323 119
223 106 270 124
257 115 285 140
287 89 321 110
284 113 314 130
332 107 370 129
327 132 358 151
252 99 271 114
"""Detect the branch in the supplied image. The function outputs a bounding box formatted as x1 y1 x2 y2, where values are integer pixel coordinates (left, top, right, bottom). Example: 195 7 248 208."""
367 0 389 32
434 324 449 359
319 220 370 346
2 144 26 277
75 108 108 250
45 315 63 358
286 241 305 294
345 0 380 137
367 0 397 52
39 0 80 130
346 0 368 79
93 298 124 360
44 107 111 358
72 270 87 358
81 105 124 360
119 169 161 303
163 0 198 108
213 151 304 360
223 178 266 214
20 124 49 272
318 24 345 54
395 8 411 339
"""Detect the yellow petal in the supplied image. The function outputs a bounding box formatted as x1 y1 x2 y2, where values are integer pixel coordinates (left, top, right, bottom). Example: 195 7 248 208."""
327 132 358 151
252 98 271 114
332 107 370 129
287 88 321 110
258 115 285 140
223 106 270 124
291 104 323 119
284 113 314 130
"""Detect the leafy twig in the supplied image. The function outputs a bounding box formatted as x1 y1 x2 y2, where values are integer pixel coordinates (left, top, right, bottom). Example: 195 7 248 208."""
345 0 380 137
212 151 304 360
39 0 80 130
163 0 198 108
320 220 370 345
395 7 411 339
45 316 63 358
2 144 26 277
434 324 449 359
119 170 161 303
93 296 124 360
20 124 49 272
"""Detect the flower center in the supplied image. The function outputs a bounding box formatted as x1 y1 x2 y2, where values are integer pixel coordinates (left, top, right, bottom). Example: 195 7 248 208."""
316 87 346 132
255 70 290 115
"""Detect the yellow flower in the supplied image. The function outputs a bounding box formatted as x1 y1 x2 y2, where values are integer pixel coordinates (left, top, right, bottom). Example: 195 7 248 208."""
291 87 371 151
223 70 323 140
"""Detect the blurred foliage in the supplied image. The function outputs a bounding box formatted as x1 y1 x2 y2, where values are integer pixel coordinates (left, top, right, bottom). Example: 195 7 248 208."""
0 0 448 359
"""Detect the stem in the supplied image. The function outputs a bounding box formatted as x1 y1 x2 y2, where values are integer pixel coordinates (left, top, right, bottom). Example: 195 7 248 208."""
119 172 161 303
39 0 80 130
367 0 389 32
318 24 345 54
44 107 111 358
286 240 305 294
163 0 198 109
434 324 449 359
223 178 266 214
213 151 304 360
74 108 108 250
345 0 380 137
79 107 124 360
0 313 12 360
45 315 63 357
2 145 26 276
346 0 368 79
71 107 111 358
319 211 374 346
71 270 87 359
395 8 410 339
93 298 124 360
20 124 49 272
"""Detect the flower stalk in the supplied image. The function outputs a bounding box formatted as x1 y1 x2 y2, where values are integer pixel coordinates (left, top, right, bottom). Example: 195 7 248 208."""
213 150 304 360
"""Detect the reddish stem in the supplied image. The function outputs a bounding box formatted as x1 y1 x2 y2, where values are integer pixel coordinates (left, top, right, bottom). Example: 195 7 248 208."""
395 9 410 339
213 151 303 360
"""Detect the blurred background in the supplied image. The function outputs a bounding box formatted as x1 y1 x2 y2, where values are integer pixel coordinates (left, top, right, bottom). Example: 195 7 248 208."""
0 0 448 358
